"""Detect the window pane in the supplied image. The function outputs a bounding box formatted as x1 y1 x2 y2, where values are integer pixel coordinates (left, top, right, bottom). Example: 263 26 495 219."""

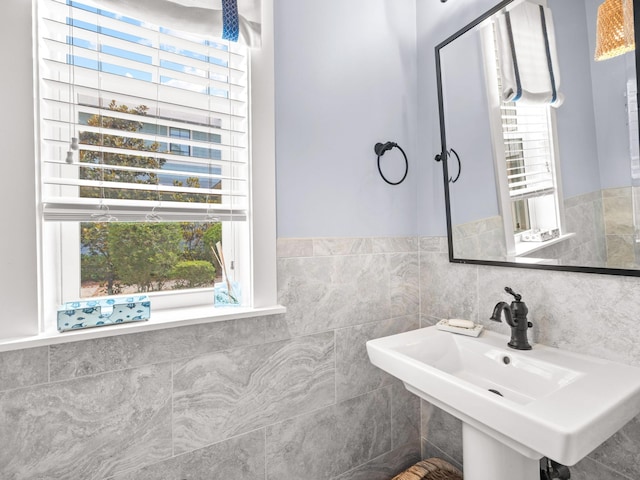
170 127 190 139
511 199 530 234
80 221 222 296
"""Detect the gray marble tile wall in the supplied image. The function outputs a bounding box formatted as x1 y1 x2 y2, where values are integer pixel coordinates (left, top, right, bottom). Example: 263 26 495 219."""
8 234 636 479
419 236 640 480
557 186 640 269
602 187 637 268
0 236 422 480
451 215 507 261
450 192 609 268
525 190 607 267
562 190 607 267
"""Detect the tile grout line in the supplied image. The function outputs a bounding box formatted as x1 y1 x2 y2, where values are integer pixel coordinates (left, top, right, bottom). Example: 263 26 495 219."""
171 360 175 458
263 428 268 480
422 438 462 470
584 455 636 480
31 326 335 391
133 426 272 477
390 380 395 450
332 439 419 479
419 397 423 459
334 328 338 405
476 264 480 323
278 237 418 259
47 344 51 384
418 237 423 327
263 385 389 436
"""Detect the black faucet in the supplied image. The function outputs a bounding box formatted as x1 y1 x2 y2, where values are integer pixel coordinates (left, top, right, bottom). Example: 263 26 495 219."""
490 287 533 350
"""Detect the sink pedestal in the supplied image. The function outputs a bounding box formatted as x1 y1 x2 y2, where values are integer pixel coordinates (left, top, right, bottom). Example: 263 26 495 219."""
462 424 539 480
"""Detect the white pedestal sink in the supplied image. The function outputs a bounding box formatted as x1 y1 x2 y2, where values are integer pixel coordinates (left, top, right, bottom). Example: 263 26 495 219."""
462 424 538 480
366 326 640 480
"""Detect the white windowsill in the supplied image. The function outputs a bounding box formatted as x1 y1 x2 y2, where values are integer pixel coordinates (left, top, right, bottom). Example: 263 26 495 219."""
512 232 576 257
0 304 286 353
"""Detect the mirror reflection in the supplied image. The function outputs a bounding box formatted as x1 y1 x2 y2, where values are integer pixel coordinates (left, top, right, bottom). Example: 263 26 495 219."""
438 0 640 273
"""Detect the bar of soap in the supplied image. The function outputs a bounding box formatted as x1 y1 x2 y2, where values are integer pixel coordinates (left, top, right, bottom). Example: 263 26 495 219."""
448 319 475 329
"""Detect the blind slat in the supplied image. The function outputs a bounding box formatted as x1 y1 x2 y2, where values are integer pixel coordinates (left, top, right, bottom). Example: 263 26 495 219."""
507 171 551 182
43 177 246 198
43 159 247 183
41 58 247 110
507 175 553 187
509 186 555 201
506 160 550 168
41 90 247 132
43 199 246 222
41 21 244 81
503 130 551 136
42 118 247 152
42 139 247 166
42 115 245 151
75 121 244 151
505 153 550 161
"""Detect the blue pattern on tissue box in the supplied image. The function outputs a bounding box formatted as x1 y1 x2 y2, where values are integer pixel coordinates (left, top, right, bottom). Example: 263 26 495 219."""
57 296 151 332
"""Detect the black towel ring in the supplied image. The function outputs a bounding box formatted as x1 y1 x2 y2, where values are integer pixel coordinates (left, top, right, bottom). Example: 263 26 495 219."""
375 142 408 186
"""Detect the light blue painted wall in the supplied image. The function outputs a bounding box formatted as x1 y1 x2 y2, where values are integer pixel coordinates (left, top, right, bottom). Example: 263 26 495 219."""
274 0 418 238
584 0 637 189
276 0 572 237
439 27 499 226
554 0 636 193
417 0 498 236
550 0 601 198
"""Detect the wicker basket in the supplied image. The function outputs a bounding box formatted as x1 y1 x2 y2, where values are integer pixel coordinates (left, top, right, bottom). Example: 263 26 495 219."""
391 458 463 480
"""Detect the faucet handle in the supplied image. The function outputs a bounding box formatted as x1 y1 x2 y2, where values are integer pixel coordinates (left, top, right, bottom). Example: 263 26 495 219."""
504 286 522 302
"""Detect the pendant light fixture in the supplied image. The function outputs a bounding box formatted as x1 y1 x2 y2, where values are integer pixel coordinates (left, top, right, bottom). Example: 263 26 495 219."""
594 0 635 61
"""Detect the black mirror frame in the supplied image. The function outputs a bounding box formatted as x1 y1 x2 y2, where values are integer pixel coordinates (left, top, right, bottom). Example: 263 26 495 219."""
435 0 640 277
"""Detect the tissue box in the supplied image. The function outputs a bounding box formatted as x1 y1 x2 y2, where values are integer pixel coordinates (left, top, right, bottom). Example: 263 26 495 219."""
521 228 560 242
57 296 151 332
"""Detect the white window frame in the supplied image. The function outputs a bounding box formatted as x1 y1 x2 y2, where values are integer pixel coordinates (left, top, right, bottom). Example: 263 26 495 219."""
0 0 281 350
480 19 567 258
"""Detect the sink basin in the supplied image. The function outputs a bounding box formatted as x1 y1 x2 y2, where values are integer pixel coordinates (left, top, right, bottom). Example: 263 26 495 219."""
367 326 640 470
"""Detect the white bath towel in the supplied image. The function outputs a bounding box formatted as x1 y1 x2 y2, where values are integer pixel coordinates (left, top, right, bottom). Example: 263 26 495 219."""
495 1 563 107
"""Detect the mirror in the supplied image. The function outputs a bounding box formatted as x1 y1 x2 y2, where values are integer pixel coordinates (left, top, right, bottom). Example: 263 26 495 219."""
436 0 640 275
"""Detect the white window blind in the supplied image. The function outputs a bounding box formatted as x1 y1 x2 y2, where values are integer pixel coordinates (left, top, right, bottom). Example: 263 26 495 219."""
500 102 555 201
493 23 555 203
38 0 249 222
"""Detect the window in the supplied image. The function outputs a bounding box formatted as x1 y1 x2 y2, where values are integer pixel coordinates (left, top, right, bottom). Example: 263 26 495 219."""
38 0 248 313
13 0 280 338
481 19 565 257
500 101 560 237
170 127 192 156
